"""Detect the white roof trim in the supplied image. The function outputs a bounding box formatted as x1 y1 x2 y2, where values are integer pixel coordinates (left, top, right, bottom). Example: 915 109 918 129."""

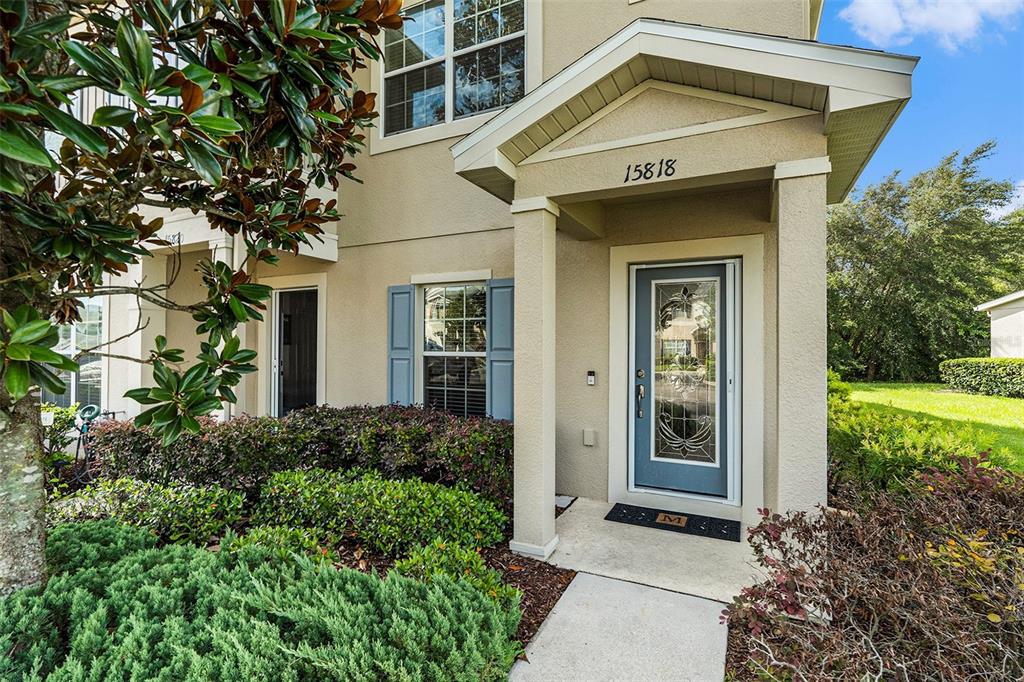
452 18 916 165
975 290 1024 312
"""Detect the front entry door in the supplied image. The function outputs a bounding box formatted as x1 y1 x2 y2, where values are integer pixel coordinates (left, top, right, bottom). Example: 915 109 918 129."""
632 262 733 497
274 288 318 416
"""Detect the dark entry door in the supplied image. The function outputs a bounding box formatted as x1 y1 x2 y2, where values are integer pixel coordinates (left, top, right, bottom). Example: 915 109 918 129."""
632 263 730 497
276 289 317 415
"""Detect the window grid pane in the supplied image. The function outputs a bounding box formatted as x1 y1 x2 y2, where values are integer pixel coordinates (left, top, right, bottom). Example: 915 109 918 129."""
423 284 487 418
385 62 445 135
454 0 523 51
454 36 524 119
42 297 103 409
385 0 445 72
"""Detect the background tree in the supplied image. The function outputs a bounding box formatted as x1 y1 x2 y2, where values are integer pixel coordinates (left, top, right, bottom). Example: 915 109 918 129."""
0 0 403 595
827 142 1024 382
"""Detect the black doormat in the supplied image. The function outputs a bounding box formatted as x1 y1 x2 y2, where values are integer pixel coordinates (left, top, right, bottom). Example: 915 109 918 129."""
604 503 741 543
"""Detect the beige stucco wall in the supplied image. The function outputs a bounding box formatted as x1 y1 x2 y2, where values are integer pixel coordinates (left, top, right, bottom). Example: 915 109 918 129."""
164 250 211 365
990 304 1024 358
542 0 812 76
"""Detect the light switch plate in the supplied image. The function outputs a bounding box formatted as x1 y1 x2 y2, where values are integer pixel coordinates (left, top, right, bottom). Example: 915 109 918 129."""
582 428 596 446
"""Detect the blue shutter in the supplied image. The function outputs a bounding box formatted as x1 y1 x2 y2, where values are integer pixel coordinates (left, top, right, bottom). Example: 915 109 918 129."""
387 285 415 405
486 278 514 420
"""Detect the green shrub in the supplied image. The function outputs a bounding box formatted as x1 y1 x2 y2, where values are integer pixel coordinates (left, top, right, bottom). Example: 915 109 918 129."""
48 478 245 544
939 357 1024 398
827 369 852 403
45 519 156 576
828 400 1006 490
254 469 507 556
223 525 338 563
0 521 520 681
90 404 514 509
40 402 78 463
394 539 521 620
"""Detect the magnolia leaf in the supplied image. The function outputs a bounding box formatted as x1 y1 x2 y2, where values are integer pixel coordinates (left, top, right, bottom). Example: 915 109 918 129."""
3 361 30 399
9 319 53 344
0 167 25 194
4 343 31 361
35 102 108 155
191 115 243 136
180 81 204 115
93 105 135 127
180 138 222 185
0 122 54 168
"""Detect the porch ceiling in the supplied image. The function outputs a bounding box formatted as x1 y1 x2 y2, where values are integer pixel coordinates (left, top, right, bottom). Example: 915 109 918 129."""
452 18 917 205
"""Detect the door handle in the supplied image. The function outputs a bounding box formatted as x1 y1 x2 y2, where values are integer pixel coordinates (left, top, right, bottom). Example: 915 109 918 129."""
636 383 645 418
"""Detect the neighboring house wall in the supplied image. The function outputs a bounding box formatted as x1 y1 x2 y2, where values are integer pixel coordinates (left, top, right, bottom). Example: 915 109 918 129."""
990 305 1024 358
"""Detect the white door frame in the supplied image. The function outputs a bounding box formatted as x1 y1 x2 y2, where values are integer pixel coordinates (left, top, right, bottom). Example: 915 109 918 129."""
257 273 327 417
608 235 765 526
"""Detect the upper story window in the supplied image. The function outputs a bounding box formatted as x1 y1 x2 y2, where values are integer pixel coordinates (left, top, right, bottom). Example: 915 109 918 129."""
383 0 526 136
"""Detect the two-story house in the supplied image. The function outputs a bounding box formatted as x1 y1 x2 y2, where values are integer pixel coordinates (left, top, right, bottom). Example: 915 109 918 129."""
80 0 915 560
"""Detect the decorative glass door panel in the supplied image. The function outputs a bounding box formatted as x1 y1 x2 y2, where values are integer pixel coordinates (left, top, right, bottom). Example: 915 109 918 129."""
632 263 731 497
654 279 718 464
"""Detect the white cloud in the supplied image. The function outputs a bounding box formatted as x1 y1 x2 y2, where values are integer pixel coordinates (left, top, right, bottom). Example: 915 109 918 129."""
838 0 1024 51
989 179 1024 220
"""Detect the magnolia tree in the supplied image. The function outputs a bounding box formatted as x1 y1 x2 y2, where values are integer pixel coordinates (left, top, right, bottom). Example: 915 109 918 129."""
0 0 403 595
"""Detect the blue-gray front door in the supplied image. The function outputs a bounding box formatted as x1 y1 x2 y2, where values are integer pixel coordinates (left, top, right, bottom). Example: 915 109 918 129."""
632 263 730 497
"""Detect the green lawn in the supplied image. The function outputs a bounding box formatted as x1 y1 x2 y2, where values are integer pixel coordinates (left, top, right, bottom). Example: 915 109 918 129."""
850 382 1024 471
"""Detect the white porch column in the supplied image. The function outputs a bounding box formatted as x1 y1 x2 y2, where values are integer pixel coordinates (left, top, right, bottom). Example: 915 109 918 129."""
509 197 559 559
209 237 234 420
116 254 167 416
773 158 830 513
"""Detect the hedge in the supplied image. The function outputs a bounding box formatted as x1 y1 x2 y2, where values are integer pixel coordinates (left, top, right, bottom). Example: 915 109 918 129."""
827 399 1007 490
89 404 513 510
0 521 521 681
253 469 508 555
939 357 1024 398
48 477 245 545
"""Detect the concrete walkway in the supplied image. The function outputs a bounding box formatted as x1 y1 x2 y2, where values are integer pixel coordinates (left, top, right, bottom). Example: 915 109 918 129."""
549 498 757 603
510 572 728 681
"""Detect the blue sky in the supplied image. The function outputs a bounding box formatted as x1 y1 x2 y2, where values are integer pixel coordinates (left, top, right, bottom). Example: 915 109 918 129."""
818 0 1024 208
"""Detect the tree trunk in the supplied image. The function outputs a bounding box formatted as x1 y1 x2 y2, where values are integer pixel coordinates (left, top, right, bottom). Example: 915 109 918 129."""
0 391 46 597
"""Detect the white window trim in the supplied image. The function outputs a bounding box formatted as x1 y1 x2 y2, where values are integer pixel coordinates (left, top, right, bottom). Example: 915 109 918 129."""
256 273 327 417
369 0 542 155
412 278 489 412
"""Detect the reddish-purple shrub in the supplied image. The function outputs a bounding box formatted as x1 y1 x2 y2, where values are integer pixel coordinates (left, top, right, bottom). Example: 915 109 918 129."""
88 405 513 510
724 456 1024 680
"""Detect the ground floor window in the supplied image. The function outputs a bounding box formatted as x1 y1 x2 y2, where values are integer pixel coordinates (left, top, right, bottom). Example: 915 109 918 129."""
40 297 103 409
423 283 487 417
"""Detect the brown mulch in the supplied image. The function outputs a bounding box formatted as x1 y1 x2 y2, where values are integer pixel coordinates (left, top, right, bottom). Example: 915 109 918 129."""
481 545 576 645
328 537 396 575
